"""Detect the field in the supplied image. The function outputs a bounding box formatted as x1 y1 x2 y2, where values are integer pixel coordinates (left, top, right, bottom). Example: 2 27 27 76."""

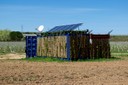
110 42 128 53
110 35 128 42
0 58 128 85
0 42 25 54
1 40 128 85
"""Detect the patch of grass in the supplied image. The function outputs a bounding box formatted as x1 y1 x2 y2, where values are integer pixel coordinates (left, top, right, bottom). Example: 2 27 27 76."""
21 56 121 62
111 53 128 56
0 52 7 55
111 53 128 60
21 57 66 62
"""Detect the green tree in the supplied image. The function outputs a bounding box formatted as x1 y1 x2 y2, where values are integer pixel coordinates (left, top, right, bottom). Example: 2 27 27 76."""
10 31 23 41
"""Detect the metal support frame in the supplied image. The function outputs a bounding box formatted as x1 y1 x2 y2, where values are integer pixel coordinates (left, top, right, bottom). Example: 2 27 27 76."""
66 33 71 61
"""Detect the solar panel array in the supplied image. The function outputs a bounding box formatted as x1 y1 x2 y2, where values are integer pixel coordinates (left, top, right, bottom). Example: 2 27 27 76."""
48 23 83 32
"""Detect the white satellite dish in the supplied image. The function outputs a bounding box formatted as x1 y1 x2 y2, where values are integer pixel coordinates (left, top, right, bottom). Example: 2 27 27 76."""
37 25 44 32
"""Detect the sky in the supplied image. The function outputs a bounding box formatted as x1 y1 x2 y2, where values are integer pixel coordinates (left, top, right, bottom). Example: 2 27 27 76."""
0 0 128 35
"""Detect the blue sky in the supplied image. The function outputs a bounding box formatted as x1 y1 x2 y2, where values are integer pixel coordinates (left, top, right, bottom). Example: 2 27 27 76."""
0 0 128 34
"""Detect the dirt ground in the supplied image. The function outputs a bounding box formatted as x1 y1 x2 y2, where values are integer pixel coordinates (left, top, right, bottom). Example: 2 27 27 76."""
0 53 25 59
0 54 128 85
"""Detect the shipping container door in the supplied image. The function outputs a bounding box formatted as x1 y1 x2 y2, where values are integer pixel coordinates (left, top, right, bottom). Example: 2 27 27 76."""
26 36 37 58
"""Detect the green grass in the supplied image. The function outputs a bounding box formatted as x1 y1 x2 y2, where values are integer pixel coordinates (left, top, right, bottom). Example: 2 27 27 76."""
110 35 128 42
111 53 128 59
21 57 66 62
111 53 128 56
21 56 121 62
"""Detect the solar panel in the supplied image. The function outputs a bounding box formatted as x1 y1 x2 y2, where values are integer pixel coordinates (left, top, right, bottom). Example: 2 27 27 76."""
48 26 59 32
55 26 65 32
67 24 80 31
61 25 71 31
48 23 83 32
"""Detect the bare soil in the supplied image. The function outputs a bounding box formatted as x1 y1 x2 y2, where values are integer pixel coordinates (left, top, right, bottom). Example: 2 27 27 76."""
0 53 25 59
0 54 128 85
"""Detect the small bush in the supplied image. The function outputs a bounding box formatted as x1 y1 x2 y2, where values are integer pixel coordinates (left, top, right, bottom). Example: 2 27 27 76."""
10 31 23 41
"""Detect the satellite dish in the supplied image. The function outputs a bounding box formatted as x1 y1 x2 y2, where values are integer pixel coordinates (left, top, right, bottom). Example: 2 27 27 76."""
37 25 44 32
